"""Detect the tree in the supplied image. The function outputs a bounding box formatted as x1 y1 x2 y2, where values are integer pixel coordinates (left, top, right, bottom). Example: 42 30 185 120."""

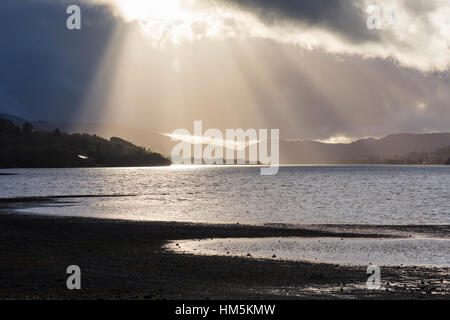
22 122 34 135
53 128 62 138
0 121 170 168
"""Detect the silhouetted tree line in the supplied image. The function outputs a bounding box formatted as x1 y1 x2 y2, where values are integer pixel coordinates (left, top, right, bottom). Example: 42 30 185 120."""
0 118 170 168
384 146 450 165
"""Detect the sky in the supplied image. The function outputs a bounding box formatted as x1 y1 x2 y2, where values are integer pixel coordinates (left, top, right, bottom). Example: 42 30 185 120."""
1 0 450 142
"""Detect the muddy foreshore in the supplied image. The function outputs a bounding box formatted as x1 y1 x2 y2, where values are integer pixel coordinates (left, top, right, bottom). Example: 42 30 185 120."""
0 206 448 300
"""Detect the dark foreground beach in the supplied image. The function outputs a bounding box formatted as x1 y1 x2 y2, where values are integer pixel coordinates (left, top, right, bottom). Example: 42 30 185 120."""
0 200 449 299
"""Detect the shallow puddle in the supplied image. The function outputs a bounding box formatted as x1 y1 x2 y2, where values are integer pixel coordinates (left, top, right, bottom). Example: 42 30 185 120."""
168 237 450 267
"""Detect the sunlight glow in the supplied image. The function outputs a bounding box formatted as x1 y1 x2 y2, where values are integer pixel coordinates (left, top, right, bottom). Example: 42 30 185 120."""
95 0 450 71
107 0 198 44
163 133 260 151
94 0 267 46
316 135 359 144
107 0 221 44
114 0 181 22
79 0 450 146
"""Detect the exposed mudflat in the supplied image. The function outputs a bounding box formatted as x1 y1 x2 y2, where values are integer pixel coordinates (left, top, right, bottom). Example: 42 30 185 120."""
0 212 448 299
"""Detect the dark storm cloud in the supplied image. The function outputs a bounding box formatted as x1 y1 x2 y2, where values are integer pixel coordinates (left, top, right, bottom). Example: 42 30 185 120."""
0 0 119 122
213 0 379 43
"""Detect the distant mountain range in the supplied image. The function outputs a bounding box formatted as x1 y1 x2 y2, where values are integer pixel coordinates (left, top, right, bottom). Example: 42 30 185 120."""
280 133 450 164
2 113 450 164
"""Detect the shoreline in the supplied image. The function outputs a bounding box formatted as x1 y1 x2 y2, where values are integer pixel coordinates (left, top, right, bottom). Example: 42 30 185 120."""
0 213 448 299
0 195 449 239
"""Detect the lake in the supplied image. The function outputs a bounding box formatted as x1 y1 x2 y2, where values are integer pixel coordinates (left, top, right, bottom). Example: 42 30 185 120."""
1 165 449 225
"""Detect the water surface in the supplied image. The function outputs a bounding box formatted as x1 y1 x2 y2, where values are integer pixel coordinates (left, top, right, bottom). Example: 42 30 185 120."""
1 165 449 224
168 237 450 267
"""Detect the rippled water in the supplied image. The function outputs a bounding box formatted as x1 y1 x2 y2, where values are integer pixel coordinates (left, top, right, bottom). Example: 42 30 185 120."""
168 237 450 267
0 165 449 224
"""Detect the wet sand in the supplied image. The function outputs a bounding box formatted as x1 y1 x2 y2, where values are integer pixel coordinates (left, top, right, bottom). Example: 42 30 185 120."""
0 209 448 300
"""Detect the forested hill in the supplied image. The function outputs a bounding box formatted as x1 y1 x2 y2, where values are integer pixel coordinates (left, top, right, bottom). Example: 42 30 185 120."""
0 118 171 168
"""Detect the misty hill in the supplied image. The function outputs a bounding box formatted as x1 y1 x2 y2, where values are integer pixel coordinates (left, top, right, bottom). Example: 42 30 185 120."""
0 113 173 156
280 133 450 164
0 118 170 168
2 113 450 164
